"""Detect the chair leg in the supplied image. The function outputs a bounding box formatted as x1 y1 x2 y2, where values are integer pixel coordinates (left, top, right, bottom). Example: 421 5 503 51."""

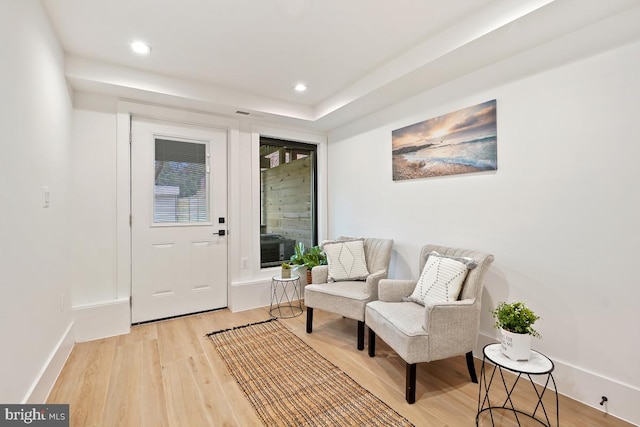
466 351 478 383
406 363 416 404
368 328 376 357
357 321 365 350
306 307 313 333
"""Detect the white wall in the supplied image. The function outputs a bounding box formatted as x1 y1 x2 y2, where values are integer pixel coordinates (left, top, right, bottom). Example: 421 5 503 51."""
69 96 327 331
71 94 118 305
0 0 74 403
328 40 640 424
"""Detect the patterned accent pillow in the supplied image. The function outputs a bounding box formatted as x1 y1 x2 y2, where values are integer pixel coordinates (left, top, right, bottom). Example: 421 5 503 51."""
425 250 477 270
405 253 470 306
322 239 370 282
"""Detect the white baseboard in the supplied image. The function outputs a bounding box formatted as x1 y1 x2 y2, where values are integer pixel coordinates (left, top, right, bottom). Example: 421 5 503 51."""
73 298 131 342
475 333 639 426
24 322 75 404
229 279 271 312
229 277 307 313
553 358 639 426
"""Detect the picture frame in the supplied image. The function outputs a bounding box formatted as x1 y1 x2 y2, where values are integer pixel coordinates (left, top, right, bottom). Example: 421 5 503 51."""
392 100 497 181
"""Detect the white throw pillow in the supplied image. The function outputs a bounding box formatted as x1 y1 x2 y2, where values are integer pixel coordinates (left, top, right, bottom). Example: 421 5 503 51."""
322 239 370 281
406 253 469 305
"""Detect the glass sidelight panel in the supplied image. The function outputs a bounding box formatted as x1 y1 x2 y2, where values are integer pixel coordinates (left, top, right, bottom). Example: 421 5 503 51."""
259 137 317 268
154 138 208 223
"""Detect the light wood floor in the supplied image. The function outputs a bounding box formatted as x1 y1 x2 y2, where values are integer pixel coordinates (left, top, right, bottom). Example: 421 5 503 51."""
47 305 632 427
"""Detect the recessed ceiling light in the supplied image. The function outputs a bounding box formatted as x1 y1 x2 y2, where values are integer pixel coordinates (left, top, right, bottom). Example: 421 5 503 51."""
294 83 307 92
131 41 151 55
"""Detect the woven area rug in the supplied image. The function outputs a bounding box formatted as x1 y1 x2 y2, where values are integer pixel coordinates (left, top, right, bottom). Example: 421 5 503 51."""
207 319 413 427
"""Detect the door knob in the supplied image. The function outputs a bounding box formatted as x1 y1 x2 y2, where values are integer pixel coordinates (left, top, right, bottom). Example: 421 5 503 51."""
215 230 226 236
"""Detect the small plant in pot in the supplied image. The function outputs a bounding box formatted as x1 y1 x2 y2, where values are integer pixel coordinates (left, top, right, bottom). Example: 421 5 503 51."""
281 262 292 279
290 242 306 269
289 242 308 283
290 242 327 283
302 245 327 279
491 301 541 361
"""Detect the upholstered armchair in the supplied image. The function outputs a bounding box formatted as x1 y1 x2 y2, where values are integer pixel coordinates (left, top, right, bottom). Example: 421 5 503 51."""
305 237 394 350
365 244 494 403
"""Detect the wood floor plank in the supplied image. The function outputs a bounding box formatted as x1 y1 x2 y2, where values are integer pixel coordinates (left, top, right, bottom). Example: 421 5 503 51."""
141 339 170 427
191 346 260 427
101 341 144 426
162 353 244 427
47 338 115 427
190 307 270 338
162 355 214 427
200 331 264 427
115 322 157 346
101 339 169 427
156 316 204 364
46 307 635 427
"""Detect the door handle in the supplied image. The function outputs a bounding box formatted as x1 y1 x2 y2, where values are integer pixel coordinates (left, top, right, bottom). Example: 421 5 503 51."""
215 230 226 236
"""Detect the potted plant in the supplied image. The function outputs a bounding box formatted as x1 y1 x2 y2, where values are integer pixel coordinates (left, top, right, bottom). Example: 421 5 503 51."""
491 301 541 361
289 243 327 284
281 262 292 279
290 242 306 268
289 242 308 283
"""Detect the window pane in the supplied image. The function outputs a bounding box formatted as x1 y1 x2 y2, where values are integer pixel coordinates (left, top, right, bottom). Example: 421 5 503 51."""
259 139 316 268
154 138 208 223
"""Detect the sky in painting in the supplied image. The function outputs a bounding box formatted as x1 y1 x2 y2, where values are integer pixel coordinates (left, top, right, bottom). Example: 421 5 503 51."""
392 100 497 149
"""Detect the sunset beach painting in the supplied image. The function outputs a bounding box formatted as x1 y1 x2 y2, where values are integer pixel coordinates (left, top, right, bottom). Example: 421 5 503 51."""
392 100 497 181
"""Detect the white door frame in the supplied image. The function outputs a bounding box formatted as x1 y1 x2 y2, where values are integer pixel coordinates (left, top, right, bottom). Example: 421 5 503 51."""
116 101 239 323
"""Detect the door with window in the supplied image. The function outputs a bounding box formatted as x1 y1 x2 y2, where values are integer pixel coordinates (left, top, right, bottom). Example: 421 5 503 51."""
131 117 227 323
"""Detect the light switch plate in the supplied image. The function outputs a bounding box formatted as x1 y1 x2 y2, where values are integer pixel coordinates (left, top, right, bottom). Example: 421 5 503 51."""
43 186 50 208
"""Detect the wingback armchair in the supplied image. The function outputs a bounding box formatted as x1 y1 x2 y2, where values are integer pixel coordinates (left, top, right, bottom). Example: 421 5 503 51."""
365 244 494 403
305 237 394 350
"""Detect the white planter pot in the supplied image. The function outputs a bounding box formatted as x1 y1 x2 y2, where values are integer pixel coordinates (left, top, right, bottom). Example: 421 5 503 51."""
293 265 308 285
500 328 532 361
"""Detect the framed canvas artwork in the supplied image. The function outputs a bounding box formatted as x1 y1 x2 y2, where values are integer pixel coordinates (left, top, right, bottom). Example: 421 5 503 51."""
392 100 497 181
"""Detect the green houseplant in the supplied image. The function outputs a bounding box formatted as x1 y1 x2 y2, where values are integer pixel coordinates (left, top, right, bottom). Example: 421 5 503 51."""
289 242 327 283
491 301 541 360
290 242 307 268
491 301 541 337
281 262 291 279
302 245 327 270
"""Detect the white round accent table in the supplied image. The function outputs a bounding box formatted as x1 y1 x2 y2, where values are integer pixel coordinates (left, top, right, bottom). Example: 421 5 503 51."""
269 275 303 318
476 343 559 426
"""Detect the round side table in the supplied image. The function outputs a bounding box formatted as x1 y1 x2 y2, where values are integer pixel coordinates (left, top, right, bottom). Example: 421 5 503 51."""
269 274 303 318
476 343 559 427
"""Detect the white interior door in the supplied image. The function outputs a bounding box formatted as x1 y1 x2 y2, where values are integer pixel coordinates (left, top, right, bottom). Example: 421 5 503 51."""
131 117 227 323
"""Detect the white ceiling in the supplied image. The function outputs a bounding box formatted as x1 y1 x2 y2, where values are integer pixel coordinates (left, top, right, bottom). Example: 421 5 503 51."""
41 0 640 130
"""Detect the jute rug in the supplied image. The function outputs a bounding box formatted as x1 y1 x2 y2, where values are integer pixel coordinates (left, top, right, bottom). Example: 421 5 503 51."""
207 319 413 427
